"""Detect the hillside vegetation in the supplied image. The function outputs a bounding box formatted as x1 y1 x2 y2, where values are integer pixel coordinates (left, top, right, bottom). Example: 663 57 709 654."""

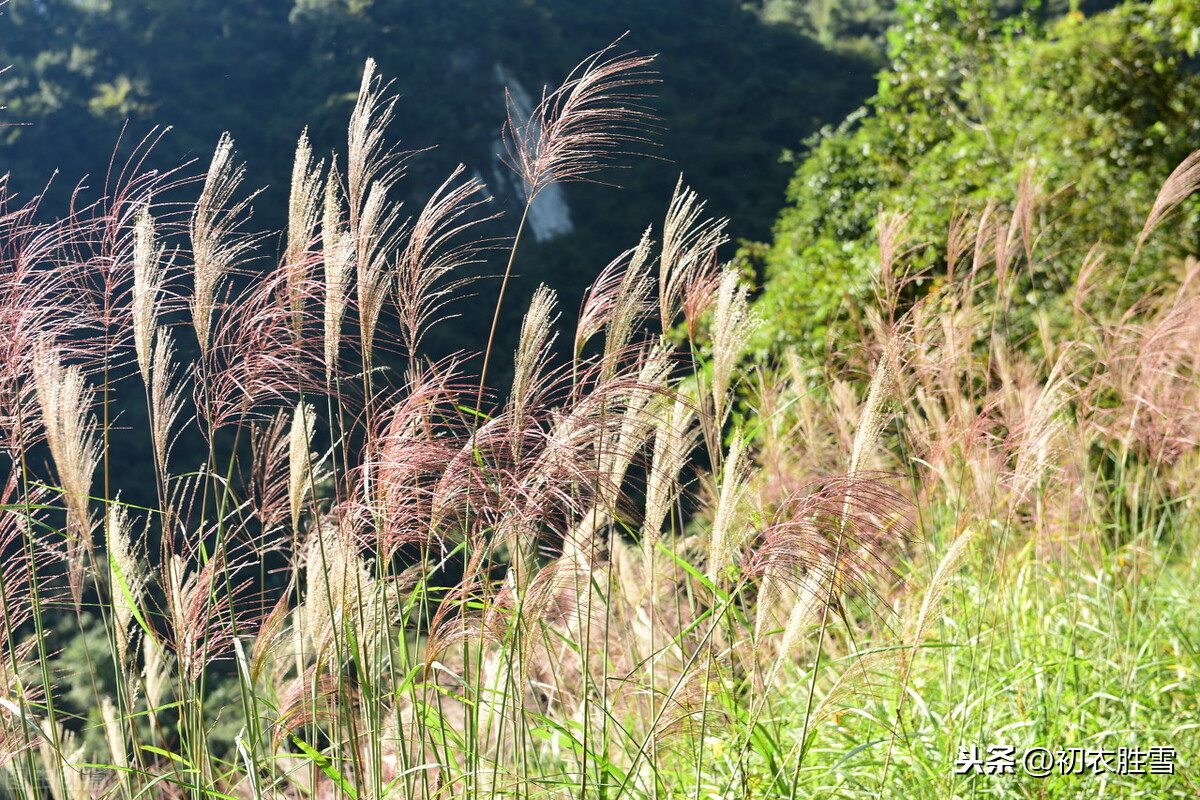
0 1 1196 798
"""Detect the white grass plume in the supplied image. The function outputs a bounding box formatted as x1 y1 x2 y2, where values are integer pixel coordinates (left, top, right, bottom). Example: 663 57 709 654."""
660 177 728 332
150 329 185 470
710 268 760 428
106 500 145 666
603 229 655 370
289 402 316 534
33 343 100 605
707 433 750 585
131 205 167 384
191 133 255 356
642 395 696 552
511 285 560 412
848 336 902 477
1138 149 1200 254
322 165 353 380
285 130 324 331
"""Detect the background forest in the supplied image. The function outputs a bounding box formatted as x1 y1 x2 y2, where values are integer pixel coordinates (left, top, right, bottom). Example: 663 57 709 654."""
0 0 1198 798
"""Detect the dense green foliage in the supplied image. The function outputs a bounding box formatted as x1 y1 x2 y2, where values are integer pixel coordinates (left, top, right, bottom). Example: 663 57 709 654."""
1 3 1199 797
757 0 1200 354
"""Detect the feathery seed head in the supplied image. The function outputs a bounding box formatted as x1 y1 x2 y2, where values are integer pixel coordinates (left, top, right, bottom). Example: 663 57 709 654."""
1138 148 1200 253
643 395 696 551
149 328 184 469
106 501 145 666
191 133 255 356
285 130 325 338
662 178 728 334
710 268 760 426
707 433 750 585
602 229 655 371
396 165 491 355
511 285 560 412
502 40 658 199
32 343 100 605
322 165 353 380
848 335 902 477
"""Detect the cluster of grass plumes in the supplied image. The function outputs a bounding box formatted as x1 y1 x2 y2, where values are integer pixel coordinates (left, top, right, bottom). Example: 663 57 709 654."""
0 45 910 800
755 160 1200 549
746 156 1200 796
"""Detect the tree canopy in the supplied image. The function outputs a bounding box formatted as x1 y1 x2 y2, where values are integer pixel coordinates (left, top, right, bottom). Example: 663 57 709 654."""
1 0 885 366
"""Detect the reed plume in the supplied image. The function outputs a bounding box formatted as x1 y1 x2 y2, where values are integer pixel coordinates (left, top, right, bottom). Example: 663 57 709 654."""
709 268 759 428
501 39 658 199
149 328 185 470
346 59 406 370
395 165 491 356
1138 148 1200 253
285 130 325 337
190 133 255 356
105 500 145 666
33 343 101 605
322 164 353 380
288 402 316 534
131 205 167 384
660 177 727 334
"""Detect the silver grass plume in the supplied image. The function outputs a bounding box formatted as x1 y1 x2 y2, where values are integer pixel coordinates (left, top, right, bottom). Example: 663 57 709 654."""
501 41 657 199
1010 358 1071 504
164 554 192 676
575 229 652 357
808 646 896 727
572 347 672 558
848 336 901 478
901 528 977 684
132 205 167 385
347 60 405 370
1138 149 1200 254
36 722 86 800
395 165 490 355
773 557 838 662
288 402 316 534
150 329 185 470
99 697 130 788
707 433 750 585
642 395 696 552
827 336 903 616
322 165 353 380
106 501 145 666
302 518 384 660
355 179 403 369
285 130 324 335
598 347 672 504
603 229 655 370
142 635 170 721
511 285 560 412
660 178 728 331
347 59 402 225
190 133 254 356
33 343 100 605
710 268 760 427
